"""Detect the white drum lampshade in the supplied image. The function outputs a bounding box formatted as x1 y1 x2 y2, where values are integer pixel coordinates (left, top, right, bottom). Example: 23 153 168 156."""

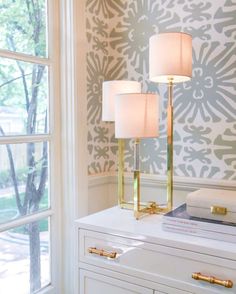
115 93 159 139
102 80 141 121
149 32 192 83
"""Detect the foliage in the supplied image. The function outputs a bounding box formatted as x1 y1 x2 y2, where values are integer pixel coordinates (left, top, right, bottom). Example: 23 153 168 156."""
0 168 26 188
0 165 46 188
0 189 48 225
0 0 47 133
0 0 46 57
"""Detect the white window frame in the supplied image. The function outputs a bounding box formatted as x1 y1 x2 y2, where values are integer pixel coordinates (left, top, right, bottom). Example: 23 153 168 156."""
0 1 62 293
0 0 90 292
60 0 88 292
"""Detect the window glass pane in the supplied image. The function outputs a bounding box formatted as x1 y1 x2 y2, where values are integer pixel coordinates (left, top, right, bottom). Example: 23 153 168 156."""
0 218 50 293
0 57 48 136
0 142 49 224
0 0 47 57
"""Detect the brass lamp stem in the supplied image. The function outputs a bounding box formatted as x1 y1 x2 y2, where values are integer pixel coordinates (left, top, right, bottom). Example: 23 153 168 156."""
118 139 125 206
133 138 140 219
167 79 173 210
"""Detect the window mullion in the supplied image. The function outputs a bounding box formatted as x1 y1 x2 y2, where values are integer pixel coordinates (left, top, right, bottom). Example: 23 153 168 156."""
0 49 51 66
0 209 53 232
0 134 51 145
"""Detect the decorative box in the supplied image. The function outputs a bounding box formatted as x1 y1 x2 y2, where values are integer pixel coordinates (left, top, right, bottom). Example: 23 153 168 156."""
186 188 236 223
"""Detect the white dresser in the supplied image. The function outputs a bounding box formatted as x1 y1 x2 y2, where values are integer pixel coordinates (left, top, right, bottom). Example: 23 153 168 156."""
76 206 236 294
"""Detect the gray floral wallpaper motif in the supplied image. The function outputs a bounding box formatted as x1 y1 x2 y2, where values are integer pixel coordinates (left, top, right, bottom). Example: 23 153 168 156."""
86 0 236 181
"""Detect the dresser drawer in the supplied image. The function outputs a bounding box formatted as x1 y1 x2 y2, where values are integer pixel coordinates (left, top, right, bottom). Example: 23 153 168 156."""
79 229 236 293
80 269 153 294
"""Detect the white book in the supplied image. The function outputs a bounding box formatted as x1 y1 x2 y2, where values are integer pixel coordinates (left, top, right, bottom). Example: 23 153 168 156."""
162 204 236 236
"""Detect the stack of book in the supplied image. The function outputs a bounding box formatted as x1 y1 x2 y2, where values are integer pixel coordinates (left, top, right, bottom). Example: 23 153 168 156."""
162 204 236 243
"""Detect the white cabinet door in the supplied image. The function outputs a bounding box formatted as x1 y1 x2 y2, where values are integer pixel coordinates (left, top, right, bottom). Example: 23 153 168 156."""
80 269 153 294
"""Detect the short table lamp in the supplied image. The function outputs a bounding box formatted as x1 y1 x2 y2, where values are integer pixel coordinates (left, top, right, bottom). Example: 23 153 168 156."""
102 80 141 208
115 93 161 219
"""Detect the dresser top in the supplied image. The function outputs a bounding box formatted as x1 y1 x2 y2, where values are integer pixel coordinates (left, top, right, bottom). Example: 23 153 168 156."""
76 206 236 260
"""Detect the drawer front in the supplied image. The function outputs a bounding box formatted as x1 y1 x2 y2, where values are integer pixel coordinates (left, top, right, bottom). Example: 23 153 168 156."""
79 229 236 294
155 291 191 294
80 269 153 294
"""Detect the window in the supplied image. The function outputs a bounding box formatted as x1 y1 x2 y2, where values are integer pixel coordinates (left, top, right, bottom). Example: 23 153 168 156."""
0 1 60 293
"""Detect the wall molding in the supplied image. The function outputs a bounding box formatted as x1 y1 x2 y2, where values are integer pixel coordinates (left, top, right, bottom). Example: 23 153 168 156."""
88 172 236 191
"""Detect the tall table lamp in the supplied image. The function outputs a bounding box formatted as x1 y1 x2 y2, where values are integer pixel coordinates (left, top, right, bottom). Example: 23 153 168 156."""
115 93 159 219
102 80 141 208
149 32 192 211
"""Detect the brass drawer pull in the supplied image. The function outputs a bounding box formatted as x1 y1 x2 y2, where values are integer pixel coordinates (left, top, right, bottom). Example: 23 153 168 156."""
88 247 117 259
192 272 233 288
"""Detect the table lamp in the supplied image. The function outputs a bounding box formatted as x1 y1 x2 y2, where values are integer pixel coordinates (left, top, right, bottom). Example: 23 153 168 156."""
149 32 192 211
102 80 141 208
115 93 160 219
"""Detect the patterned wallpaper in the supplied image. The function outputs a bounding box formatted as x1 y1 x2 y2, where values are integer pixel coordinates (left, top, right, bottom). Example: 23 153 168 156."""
86 0 236 181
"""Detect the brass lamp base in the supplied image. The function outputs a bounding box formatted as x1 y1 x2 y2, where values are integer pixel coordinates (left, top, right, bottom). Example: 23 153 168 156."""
119 200 169 218
134 199 170 220
118 138 172 220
